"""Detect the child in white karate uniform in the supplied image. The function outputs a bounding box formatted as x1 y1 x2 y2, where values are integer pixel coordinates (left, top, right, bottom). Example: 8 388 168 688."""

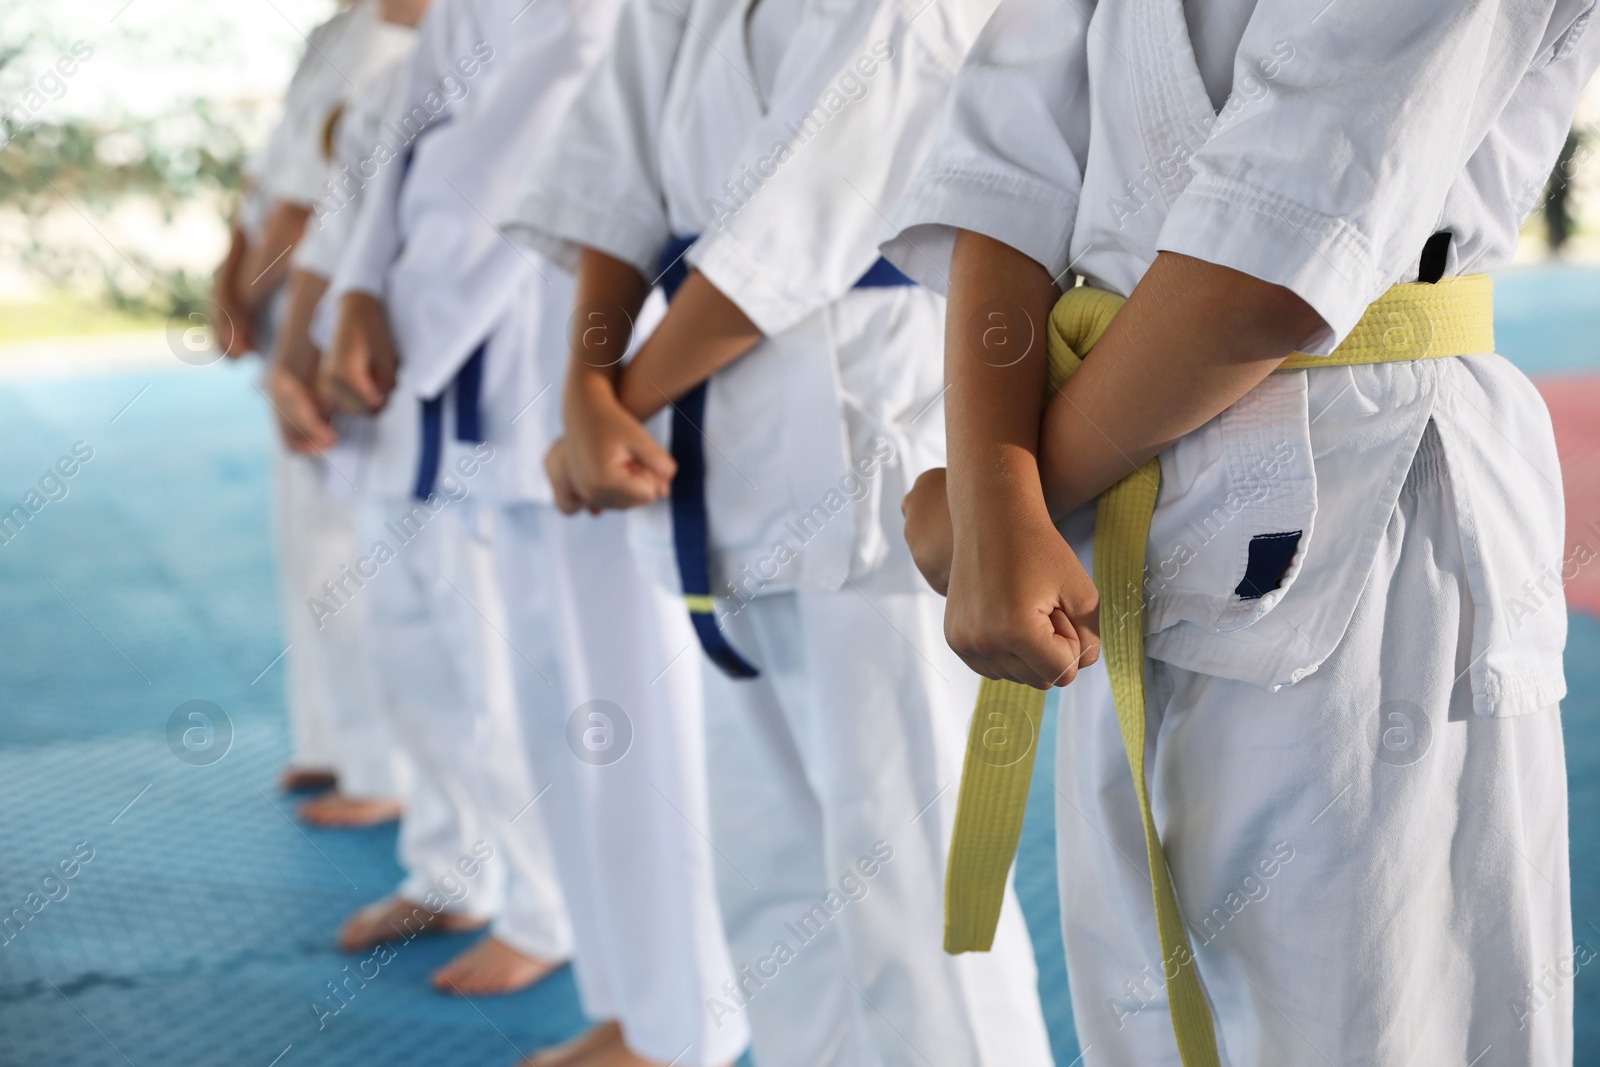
892 0 1597 1062
509 1 1055 1064
214 0 413 798
318 0 623 995
264 0 431 831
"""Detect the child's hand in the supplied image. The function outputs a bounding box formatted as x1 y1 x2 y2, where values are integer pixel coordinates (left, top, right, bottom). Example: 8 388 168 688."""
544 437 590 515
944 507 1100 689
210 271 255 360
268 364 338 454
902 467 955 595
324 292 399 415
564 383 676 510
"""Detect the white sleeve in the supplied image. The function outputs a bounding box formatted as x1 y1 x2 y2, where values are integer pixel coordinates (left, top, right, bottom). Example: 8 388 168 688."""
261 16 349 208
292 194 354 280
881 0 1095 293
1449 7 1600 275
270 106 337 208
688 0 999 334
325 112 405 299
327 0 462 300
501 0 689 276
1157 0 1599 346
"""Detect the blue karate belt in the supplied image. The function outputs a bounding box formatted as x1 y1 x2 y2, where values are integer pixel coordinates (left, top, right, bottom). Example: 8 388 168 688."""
657 235 916 679
395 113 480 503
413 341 486 501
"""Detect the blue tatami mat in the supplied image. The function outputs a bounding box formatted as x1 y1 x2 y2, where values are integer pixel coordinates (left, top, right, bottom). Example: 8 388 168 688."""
0 361 593 1067
1493 266 1600 375
0 357 1072 1067
0 349 1595 1066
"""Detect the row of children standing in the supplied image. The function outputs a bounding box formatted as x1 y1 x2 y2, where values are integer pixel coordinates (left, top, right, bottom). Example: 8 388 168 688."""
212 0 1594 1064
220 0 1047 1063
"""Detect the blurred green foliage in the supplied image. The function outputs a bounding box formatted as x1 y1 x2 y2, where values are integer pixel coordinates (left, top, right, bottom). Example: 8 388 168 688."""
0 26 256 319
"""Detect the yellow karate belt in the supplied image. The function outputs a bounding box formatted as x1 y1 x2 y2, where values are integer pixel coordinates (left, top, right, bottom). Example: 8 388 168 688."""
943 274 1494 1067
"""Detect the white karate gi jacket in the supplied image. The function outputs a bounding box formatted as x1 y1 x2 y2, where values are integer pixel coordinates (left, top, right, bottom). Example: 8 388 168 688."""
243 0 414 226
328 0 626 502
885 0 1600 715
294 41 418 287
505 0 1000 599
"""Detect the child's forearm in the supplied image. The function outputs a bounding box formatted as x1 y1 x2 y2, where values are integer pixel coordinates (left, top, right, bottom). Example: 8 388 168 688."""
615 270 763 420
237 201 312 311
565 247 653 414
944 230 1060 541
941 231 1098 689
557 247 679 510
272 268 330 383
215 224 249 298
1038 252 1325 518
211 224 254 357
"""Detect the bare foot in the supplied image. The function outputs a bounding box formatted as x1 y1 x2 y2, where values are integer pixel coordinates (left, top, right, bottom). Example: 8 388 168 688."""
298 793 402 828
586 1045 726 1067
517 1022 730 1067
336 897 487 953
431 935 561 996
518 1021 622 1067
279 766 337 793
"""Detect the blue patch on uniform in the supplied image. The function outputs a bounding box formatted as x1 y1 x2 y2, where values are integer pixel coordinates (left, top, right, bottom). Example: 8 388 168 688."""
1235 531 1302 600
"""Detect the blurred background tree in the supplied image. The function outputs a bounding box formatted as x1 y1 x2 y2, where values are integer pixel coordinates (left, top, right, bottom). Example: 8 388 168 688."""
0 91 251 317
0 0 1592 342
0 0 330 340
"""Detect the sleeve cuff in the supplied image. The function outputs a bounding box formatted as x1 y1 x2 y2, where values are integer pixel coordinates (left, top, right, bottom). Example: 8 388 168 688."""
291 213 346 279
688 233 832 338
268 152 330 209
501 187 668 280
290 236 335 279
330 241 389 301
1157 176 1386 354
882 163 1081 296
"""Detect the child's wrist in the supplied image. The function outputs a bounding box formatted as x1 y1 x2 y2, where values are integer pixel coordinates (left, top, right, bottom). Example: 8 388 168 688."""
952 479 1055 564
567 362 623 413
614 366 664 421
950 447 1048 517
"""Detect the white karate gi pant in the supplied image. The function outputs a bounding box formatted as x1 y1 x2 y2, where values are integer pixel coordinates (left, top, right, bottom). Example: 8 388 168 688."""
1056 426 1572 1067
357 496 572 960
494 504 748 1066
700 545 1055 1067
271 421 401 797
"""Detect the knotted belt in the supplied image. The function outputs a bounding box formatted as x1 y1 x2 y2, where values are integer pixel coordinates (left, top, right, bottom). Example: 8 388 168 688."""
942 274 1494 1067
398 113 482 504
656 236 918 678
413 341 486 501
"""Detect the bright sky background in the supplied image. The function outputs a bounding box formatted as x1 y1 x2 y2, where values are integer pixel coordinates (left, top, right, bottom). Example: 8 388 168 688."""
3 0 340 127
0 0 346 304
